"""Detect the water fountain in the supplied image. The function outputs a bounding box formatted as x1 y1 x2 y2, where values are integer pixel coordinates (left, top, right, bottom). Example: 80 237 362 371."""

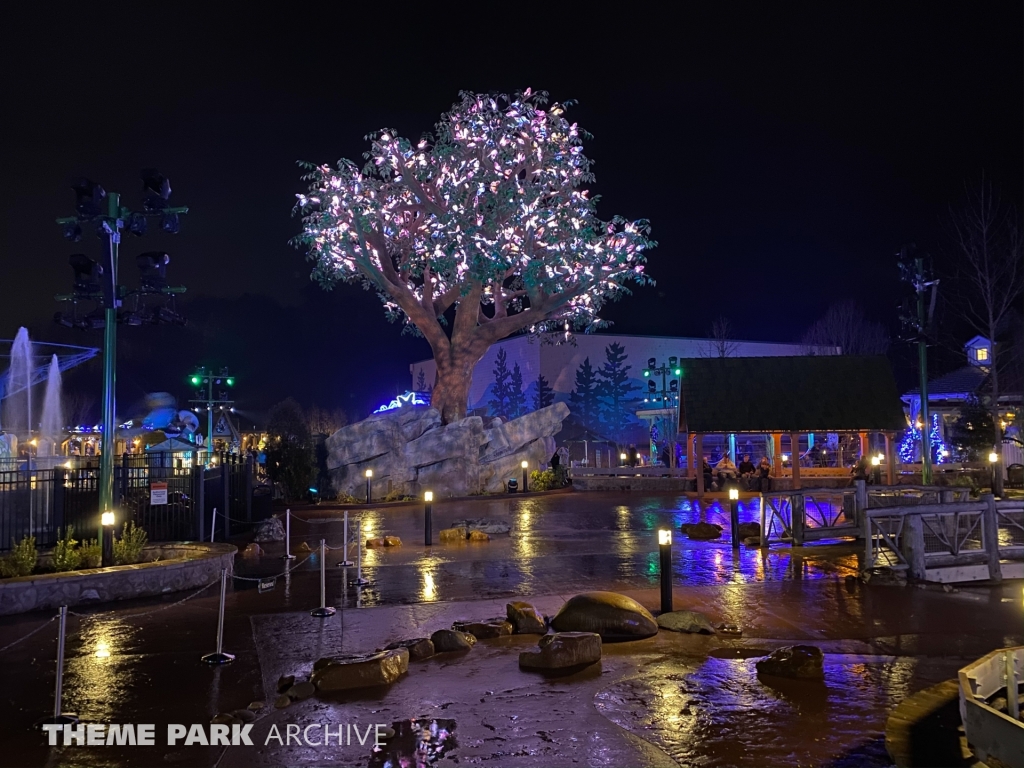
38 355 63 456
0 327 33 448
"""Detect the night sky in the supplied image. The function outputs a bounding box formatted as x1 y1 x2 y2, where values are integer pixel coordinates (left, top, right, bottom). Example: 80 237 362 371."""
1 5 1020 423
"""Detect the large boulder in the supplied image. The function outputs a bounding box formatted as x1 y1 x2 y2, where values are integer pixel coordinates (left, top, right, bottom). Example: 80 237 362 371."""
507 601 546 634
452 619 512 639
254 516 285 542
657 610 717 634
550 592 658 640
450 519 512 535
681 522 723 540
430 629 477 652
755 645 824 680
519 632 602 670
311 648 409 691
383 637 434 661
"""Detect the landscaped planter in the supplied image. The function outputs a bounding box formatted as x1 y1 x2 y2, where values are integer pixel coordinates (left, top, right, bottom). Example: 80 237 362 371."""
0 542 236 616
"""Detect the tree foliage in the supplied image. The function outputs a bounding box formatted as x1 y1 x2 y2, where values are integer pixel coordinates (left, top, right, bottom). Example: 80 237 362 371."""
949 395 998 461
533 374 554 411
508 362 527 418
266 398 315 500
488 348 513 419
294 89 655 423
569 357 602 430
800 301 889 355
597 342 639 440
306 404 348 437
700 316 741 358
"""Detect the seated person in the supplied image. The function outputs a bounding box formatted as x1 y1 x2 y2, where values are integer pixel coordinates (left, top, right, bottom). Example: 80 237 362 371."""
738 454 756 488
716 455 738 489
757 456 772 492
701 456 714 490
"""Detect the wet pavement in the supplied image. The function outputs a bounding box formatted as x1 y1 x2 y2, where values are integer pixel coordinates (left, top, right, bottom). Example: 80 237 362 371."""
0 491 1021 768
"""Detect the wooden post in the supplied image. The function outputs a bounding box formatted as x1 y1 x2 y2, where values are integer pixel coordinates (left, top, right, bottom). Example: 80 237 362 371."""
791 493 805 546
854 479 868 529
695 433 705 496
981 493 1003 582
862 505 872 571
687 433 695 478
772 433 783 477
884 433 895 486
221 465 230 541
900 514 927 581
790 432 801 489
193 463 205 542
859 432 868 459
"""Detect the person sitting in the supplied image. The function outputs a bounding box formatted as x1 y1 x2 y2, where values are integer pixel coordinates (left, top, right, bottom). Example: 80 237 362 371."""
716 455 738 490
702 456 714 491
757 456 772 492
850 454 870 486
738 454 756 489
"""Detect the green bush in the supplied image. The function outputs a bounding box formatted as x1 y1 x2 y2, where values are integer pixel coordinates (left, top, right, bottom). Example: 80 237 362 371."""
113 521 148 565
0 535 37 578
52 527 82 572
530 469 558 491
79 538 102 569
951 474 980 497
382 489 413 503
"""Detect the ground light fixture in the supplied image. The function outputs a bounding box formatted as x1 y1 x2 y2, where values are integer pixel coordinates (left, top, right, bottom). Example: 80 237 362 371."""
365 469 373 503
424 491 434 545
521 460 529 492
620 452 627 466
728 488 741 548
658 529 673 612
989 452 999 495
101 511 115 566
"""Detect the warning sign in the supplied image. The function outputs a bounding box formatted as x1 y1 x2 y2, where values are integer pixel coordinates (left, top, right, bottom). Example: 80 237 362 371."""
150 481 168 505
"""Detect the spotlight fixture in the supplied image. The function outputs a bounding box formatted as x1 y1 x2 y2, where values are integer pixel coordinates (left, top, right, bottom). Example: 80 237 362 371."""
69 253 104 294
61 221 83 241
71 178 106 216
160 213 180 234
126 212 148 236
136 252 170 290
141 169 171 210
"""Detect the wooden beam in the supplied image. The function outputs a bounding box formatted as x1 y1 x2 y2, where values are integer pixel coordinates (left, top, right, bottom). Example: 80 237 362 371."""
884 432 895 485
686 433 695 478
859 431 868 458
790 432 801 489
772 433 783 476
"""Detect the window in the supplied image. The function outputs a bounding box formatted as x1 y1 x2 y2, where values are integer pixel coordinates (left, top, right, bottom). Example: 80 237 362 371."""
976 347 989 362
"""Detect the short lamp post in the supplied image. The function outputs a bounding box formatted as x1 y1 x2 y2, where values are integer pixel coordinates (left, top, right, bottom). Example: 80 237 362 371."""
870 455 881 485
989 452 999 496
521 460 529 492
728 487 740 549
658 529 673 613
620 452 627 467
101 511 116 566
365 469 373 504
424 491 433 546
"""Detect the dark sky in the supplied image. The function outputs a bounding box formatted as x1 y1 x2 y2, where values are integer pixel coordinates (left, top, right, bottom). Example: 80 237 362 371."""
1 5 1021 422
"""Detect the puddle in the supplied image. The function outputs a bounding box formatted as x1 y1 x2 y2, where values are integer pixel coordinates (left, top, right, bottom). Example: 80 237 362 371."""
708 647 768 659
368 718 457 768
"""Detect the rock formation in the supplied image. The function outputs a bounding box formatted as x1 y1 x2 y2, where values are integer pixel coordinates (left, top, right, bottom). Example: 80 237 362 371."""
550 591 658 640
519 632 602 670
325 403 569 497
755 645 825 679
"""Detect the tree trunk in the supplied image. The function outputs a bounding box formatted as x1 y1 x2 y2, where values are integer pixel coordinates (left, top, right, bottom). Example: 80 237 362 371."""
429 334 489 424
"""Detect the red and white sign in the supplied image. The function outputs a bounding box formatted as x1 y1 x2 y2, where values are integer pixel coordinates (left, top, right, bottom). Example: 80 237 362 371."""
150 481 168 505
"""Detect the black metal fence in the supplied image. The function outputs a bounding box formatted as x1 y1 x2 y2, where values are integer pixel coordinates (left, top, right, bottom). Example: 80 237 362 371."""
0 451 260 552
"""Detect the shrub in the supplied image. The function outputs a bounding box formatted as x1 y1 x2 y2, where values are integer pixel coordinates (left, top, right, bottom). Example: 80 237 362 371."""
335 492 363 504
52 527 82 572
0 535 37 578
79 538 102 569
530 469 558 491
113 521 148 565
382 489 413 503
951 474 980 497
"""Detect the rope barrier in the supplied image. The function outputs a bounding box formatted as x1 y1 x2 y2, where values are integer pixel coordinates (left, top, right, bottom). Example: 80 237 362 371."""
68 577 221 620
0 615 57 655
230 553 314 581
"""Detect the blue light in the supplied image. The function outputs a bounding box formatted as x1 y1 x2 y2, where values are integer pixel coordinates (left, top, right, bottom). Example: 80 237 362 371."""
373 390 429 413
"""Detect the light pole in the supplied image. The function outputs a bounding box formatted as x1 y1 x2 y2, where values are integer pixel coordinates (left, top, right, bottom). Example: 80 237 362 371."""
55 173 187 558
643 357 682 467
728 487 740 549
989 452 999 496
899 245 938 486
521 460 529 492
189 368 235 461
365 469 373 503
658 529 673 613
424 490 433 545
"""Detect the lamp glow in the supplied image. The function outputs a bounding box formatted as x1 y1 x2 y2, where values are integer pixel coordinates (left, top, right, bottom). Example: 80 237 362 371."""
620 452 627 461
521 460 528 469
365 469 373 478
424 491 433 502
989 452 998 463
782 454 789 462
101 511 115 526
658 529 672 546
871 456 880 466
728 487 739 500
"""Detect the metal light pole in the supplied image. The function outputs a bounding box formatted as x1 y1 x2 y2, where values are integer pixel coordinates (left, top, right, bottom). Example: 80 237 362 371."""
900 246 937 486
658 529 673 613
521 460 529 492
643 358 682 468
424 491 433 546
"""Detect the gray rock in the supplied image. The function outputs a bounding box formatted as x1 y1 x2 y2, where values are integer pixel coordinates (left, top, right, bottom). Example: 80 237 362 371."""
450 518 512 535
254 516 285 543
755 645 825 679
287 681 315 700
452 618 513 639
430 629 477 652
312 649 409 691
519 632 602 670
680 522 723 539
657 610 717 634
383 637 435 661
231 709 256 723
507 601 546 634
276 674 294 693
550 591 658 640
737 522 761 539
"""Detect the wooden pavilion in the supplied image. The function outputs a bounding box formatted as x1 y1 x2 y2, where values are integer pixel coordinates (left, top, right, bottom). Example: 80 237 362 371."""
678 356 908 495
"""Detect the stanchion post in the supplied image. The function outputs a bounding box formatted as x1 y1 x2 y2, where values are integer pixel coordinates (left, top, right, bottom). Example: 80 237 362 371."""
41 606 78 725
210 507 217 543
281 508 295 560
201 568 235 664
424 490 433 546
340 511 354 566
658 529 673 613
356 517 369 587
310 540 336 617
729 487 740 549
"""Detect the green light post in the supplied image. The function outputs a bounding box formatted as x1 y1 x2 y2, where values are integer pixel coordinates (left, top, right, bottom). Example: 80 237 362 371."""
97 193 121 543
189 368 234 462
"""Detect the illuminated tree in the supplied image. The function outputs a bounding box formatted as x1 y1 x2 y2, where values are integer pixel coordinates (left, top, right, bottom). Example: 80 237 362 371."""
294 89 655 424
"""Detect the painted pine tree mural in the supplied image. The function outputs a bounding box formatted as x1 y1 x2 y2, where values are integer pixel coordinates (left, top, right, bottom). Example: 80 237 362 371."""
488 348 512 419
508 363 527 418
597 342 640 441
569 357 603 433
533 374 554 411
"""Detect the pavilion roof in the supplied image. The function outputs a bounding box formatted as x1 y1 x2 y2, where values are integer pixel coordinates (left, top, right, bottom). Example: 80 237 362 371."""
678 355 907 433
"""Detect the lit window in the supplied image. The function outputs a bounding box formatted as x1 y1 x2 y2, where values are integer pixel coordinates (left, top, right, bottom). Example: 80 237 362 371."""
976 347 989 362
